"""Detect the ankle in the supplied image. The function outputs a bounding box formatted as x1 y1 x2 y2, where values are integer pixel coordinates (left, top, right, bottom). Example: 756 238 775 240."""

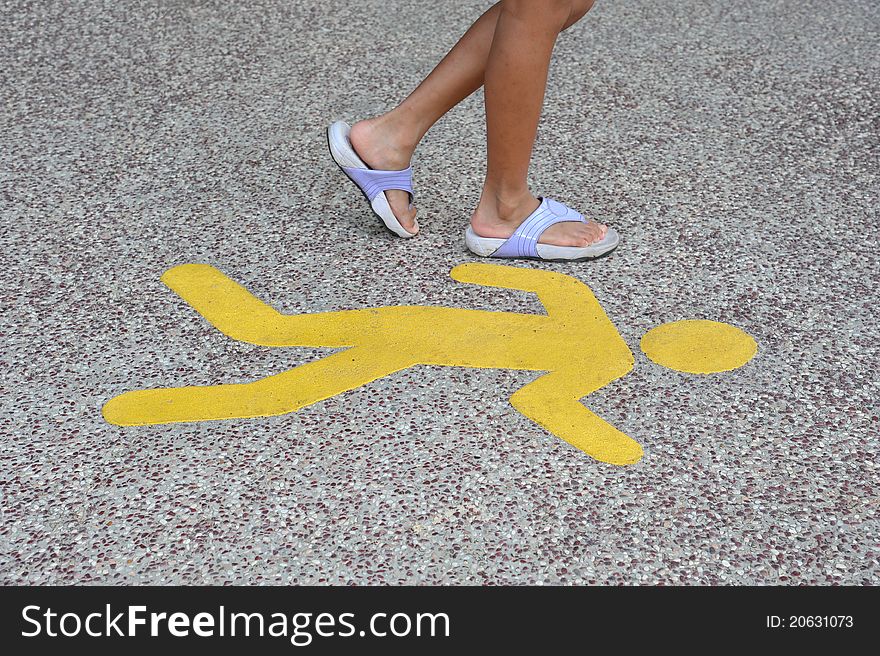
477 186 538 223
370 108 424 154
349 117 415 170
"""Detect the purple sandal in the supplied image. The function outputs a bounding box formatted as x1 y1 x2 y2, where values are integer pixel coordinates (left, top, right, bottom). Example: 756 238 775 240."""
327 120 417 238
465 197 619 260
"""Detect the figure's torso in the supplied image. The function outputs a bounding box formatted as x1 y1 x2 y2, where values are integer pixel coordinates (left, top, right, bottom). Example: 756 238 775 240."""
363 305 634 383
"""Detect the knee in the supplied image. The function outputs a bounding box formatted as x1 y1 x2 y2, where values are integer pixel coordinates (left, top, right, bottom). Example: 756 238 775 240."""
501 0 577 23
568 0 596 24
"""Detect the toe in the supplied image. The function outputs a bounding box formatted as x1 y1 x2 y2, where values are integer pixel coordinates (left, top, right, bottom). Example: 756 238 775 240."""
535 217 611 248
387 190 418 232
579 224 603 246
585 221 607 244
405 207 419 234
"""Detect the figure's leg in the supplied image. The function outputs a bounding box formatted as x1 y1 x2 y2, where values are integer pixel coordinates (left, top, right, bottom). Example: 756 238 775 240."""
103 348 411 426
349 0 595 232
471 0 607 249
510 371 643 465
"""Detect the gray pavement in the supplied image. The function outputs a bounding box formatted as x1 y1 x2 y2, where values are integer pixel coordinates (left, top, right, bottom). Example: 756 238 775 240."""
2 0 878 584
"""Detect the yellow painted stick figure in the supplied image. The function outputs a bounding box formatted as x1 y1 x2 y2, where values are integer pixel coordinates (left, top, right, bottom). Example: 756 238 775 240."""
103 263 757 465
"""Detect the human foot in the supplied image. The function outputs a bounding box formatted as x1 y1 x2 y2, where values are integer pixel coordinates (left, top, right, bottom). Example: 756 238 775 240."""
470 192 608 248
349 117 419 233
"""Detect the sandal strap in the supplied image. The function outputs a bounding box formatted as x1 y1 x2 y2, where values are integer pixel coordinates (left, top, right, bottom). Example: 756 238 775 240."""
492 198 586 258
342 166 413 202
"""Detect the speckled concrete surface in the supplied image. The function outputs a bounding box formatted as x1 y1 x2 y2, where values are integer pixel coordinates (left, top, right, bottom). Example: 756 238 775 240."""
2 0 878 585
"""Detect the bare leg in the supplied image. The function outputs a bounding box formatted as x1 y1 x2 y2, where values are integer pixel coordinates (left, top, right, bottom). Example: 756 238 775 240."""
472 0 607 247
349 0 598 242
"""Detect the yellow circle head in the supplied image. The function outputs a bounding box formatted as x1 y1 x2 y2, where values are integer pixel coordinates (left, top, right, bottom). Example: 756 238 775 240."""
640 319 757 374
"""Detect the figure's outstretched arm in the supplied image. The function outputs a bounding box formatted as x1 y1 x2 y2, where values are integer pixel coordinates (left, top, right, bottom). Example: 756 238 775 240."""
509 370 643 465
450 262 602 321
161 264 366 347
161 264 283 344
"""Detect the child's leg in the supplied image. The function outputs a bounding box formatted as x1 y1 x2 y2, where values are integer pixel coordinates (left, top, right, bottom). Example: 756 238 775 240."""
349 0 595 231
471 0 607 248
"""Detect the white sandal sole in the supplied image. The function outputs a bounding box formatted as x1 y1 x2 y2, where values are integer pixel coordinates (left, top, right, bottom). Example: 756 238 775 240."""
465 226 620 260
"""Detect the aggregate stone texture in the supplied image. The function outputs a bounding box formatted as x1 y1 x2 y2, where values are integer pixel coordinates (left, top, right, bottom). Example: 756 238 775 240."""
1 0 878 585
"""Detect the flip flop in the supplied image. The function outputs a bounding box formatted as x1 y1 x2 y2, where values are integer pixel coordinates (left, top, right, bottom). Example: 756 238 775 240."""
327 120 417 238
465 197 619 261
